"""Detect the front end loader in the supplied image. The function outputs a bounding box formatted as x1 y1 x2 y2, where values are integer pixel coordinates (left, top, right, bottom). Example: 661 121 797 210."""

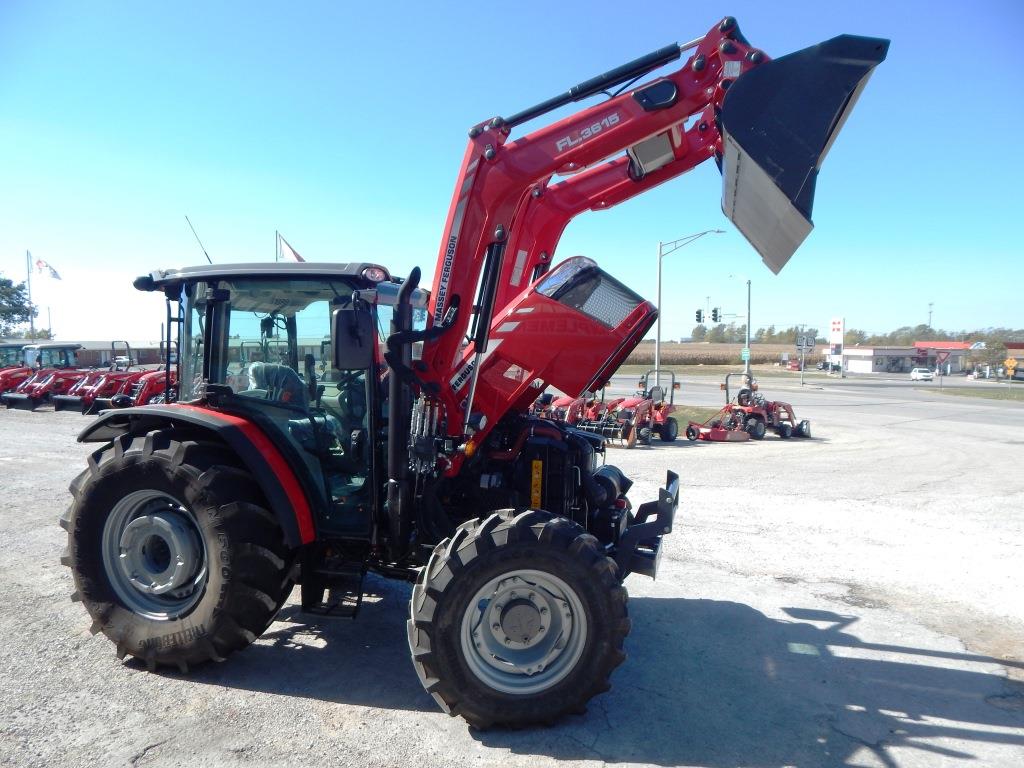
60 18 887 729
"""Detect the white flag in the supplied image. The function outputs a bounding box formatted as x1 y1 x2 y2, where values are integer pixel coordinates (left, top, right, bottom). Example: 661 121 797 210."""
278 234 305 263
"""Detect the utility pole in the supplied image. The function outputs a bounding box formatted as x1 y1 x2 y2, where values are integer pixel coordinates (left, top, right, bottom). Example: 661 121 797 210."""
654 229 724 388
26 250 34 335
928 302 933 328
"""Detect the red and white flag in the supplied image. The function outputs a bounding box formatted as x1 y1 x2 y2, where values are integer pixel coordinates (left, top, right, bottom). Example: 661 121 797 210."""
34 258 61 280
278 234 305 263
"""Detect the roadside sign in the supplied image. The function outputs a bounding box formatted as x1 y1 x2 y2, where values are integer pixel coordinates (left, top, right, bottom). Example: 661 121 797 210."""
1006 358 1018 372
741 347 751 362
796 334 815 351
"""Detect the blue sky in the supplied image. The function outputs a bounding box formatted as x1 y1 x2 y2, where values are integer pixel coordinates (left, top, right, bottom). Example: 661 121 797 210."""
1 0 1021 340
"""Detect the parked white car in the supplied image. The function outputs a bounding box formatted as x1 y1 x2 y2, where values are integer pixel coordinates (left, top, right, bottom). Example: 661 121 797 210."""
910 367 934 381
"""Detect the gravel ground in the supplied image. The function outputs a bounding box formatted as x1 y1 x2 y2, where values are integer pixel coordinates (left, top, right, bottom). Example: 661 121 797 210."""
1 384 1022 768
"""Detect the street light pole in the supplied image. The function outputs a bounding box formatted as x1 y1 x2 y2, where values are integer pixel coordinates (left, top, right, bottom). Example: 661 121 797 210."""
655 229 725 387
744 277 751 379
728 273 753 381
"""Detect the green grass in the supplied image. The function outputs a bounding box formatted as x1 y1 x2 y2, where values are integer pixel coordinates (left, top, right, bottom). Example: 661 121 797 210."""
670 405 724 424
922 386 1024 402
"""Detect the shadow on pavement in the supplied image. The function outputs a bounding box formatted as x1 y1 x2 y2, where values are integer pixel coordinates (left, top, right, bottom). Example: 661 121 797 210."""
181 575 432 714
184 582 1024 766
474 598 1024 766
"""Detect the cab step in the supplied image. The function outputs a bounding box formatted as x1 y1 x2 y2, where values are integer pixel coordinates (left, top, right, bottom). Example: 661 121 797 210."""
300 564 365 619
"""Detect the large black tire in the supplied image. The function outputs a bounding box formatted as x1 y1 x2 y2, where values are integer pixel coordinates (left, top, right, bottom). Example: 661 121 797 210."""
745 417 766 440
408 510 630 729
60 431 294 672
659 417 678 442
777 423 793 439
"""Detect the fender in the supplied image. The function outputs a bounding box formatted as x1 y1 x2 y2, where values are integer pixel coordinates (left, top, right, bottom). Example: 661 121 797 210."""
79 404 316 547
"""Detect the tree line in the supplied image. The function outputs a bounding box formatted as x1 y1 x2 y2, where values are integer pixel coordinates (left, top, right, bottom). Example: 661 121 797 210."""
690 324 819 344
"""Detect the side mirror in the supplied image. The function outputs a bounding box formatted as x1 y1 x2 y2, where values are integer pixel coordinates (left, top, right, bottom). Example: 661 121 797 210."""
331 308 375 370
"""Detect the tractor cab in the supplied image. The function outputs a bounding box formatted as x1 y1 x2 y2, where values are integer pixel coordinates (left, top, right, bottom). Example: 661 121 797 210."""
23 342 81 369
0 342 26 369
136 262 421 539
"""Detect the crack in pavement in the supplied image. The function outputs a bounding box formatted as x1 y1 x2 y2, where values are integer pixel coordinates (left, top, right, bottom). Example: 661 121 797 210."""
128 739 168 766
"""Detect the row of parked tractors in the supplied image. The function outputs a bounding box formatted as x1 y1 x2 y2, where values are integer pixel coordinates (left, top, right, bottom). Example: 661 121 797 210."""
0 341 175 414
532 369 811 447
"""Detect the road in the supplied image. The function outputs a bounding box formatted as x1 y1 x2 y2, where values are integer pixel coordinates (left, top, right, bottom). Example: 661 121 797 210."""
1 382 1022 767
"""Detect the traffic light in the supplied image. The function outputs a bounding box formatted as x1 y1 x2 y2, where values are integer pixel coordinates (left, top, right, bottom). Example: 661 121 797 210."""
711 307 720 322
695 309 704 323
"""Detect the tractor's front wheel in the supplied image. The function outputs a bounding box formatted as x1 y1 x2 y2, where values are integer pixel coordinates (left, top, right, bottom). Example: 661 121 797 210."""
659 417 679 442
745 417 766 440
408 510 629 728
60 432 294 672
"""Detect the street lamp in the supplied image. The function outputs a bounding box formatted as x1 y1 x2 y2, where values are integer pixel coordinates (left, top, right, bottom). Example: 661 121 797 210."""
655 229 725 385
728 273 752 380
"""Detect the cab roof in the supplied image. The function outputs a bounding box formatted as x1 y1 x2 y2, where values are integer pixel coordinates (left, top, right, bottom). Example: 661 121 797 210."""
23 342 83 350
134 262 392 293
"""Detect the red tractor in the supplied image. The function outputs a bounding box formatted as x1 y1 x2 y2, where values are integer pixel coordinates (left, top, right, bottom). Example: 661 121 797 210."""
574 371 679 447
4 367 91 410
685 374 810 441
731 380 811 439
0 341 25 370
0 342 81 396
53 342 151 414
60 20 885 728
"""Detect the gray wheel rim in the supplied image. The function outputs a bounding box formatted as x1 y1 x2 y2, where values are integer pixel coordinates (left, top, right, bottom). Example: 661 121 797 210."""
101 490 208 620
460 568 588 695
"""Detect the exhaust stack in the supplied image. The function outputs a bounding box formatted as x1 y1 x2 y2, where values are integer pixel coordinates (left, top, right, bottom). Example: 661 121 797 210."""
720 34 889 273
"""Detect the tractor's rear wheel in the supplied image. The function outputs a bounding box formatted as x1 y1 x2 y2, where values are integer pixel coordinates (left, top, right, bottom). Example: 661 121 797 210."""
659 417 679 442
408 510 629 729
60 432 294 672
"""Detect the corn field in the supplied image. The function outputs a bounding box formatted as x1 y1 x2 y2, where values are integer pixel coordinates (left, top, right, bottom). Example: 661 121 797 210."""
625 342 824 367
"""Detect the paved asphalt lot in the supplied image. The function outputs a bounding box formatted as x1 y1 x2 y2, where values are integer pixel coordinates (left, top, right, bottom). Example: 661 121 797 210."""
1 376 1022 767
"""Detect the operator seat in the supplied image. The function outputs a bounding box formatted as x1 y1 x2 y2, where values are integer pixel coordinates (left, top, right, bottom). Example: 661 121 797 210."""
648 385 664 404
247 362 309 408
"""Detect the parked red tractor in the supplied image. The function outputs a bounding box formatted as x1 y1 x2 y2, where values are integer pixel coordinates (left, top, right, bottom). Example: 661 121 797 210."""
53 343 148 414
0 341 25 370
4 367 90 410
0 342 81 396
60 20 885 728
730 380 811 439
685 374 810 441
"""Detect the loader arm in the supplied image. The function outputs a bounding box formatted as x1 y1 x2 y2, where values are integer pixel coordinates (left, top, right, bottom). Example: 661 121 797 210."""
416 17 887 448
420 20 755 436
492 104 718 313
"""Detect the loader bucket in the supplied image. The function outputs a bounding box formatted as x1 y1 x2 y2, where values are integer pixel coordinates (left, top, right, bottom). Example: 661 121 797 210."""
52 395 83 412
720 34 889 273
5 393 38 410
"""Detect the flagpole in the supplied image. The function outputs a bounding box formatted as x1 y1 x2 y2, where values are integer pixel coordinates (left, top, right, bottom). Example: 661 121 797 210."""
26 250 34 335
275 230 279 263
